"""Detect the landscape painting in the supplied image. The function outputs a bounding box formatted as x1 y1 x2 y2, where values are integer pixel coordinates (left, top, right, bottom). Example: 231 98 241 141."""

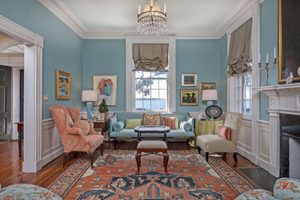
55 70 71 100
93 75 117 105
180 89 199 106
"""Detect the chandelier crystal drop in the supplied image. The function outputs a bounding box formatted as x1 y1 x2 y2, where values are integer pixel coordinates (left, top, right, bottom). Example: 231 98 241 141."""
137 0 167 36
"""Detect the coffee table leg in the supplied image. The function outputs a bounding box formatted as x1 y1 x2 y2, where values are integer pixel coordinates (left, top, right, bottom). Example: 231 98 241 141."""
163 153 169 174
135 152 141 174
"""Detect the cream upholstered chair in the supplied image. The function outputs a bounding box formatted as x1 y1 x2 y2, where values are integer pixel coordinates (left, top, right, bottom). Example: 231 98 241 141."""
196 112 242 162
50 105 104 167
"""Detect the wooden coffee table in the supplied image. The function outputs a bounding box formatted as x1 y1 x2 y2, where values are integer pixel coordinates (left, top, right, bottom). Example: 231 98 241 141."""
134 126 170 141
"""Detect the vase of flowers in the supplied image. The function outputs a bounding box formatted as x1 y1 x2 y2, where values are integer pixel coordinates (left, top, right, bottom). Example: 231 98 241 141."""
99 99 108 121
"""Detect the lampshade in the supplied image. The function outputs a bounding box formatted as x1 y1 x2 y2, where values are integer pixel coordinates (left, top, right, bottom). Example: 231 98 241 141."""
202 89 218 101
81 90 98 102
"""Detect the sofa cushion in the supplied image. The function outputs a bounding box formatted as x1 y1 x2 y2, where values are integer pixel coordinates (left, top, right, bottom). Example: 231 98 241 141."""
125 119 142 129
180 121 192 131
218 125 231 140
162 117 178 130
143 113 161 126
110 129 138 138
73 120 90 135
113 121 125 131
197 135 236 152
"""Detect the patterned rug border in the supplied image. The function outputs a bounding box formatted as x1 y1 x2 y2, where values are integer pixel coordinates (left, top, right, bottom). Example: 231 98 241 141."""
48 150 254 198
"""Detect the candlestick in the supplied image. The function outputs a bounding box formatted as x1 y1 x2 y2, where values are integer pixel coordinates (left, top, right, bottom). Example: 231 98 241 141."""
266 53 269 63
164 3 167 13
258 54 261 64
274 47 277 59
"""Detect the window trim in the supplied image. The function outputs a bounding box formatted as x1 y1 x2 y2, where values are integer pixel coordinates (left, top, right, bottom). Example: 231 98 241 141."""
126 36 176 112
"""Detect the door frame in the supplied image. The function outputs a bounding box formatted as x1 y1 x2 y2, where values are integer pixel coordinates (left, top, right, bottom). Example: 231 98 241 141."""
0 15 43 172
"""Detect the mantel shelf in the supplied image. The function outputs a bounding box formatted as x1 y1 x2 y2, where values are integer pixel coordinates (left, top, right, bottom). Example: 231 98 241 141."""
256 83 300 93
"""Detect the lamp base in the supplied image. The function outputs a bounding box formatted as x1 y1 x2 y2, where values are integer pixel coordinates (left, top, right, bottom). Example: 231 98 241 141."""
207 101 213 106
86 102 94 122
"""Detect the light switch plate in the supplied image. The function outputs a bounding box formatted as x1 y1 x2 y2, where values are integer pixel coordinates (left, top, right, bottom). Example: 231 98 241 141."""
43 95 49 102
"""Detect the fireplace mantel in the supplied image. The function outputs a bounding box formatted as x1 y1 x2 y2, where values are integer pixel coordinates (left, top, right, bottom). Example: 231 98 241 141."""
256 82 300 177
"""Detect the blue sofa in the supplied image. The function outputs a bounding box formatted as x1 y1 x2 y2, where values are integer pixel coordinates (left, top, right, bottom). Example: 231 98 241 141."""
109 112 195 149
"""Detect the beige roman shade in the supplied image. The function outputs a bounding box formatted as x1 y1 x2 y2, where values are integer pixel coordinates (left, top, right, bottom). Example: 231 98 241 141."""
132 43 169 72
227 18 252 75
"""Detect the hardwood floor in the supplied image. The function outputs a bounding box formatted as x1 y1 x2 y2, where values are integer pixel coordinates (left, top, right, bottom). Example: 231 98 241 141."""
0 140 257 188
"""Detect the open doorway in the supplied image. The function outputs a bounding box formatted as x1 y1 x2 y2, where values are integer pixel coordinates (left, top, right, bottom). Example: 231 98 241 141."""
0 16 43 172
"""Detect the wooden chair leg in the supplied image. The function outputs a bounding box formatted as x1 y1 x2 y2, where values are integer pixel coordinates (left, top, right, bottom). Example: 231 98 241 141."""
63 153 68 167
197 147 201 154
100 143 104 155
233 152 238 162
163 153 169 174
90 153 95 168
135 152 141 175
205 152 209 162
114 139 117 150
222 153 227 159
186 139 190 150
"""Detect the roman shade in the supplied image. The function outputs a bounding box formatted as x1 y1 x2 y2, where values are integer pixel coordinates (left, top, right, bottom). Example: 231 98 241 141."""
132 43 169 72
227 18 252 75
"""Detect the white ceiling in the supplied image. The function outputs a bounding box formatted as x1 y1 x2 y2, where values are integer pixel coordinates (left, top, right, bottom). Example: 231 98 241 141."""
40 0 252 38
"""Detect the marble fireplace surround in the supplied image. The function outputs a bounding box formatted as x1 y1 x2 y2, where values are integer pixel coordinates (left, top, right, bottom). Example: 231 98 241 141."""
258 83 300 177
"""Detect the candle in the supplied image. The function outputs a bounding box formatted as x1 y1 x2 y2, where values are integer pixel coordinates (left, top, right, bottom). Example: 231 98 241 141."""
266 53 269 63
138 4 141 14
274 47 277 59
258 54 261 63
164 3 167 13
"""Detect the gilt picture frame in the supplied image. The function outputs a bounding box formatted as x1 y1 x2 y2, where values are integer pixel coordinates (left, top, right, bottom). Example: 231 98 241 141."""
181 74 197 86
200 82 216 95
180 89 199 106
278 0 300 83
55 69 72 100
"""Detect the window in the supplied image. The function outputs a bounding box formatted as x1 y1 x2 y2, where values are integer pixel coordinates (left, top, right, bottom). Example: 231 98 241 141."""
235 73 252 116
135 71 168 111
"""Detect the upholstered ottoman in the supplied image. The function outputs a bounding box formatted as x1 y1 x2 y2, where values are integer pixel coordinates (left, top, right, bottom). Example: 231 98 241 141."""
0 184 62 200
136 140 169 174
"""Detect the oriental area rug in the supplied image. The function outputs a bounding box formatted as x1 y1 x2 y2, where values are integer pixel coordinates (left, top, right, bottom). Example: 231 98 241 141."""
48 150 254 200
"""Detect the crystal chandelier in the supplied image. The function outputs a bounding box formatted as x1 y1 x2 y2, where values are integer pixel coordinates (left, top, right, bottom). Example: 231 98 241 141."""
137 0 167 36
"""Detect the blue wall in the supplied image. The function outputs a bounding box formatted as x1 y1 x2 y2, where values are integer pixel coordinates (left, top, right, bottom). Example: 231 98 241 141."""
176 39 225 112
259 0 278 120
82 39 126 111
82 39 227 113
0 0 83 119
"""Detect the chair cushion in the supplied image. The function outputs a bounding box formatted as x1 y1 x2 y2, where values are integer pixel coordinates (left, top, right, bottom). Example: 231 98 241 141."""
197 135 236 153
125 119 142 129
113 121 125 131
143 113 161 126
218 125 231 140
162 117 178 130
85 135 104 152
137 140 167 149
235 189 276 200
273 178 300 200
73 120 90 136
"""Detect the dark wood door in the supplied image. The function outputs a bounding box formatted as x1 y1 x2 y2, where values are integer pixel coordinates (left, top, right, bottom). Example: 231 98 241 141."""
0 66 11 140
20 69 24 122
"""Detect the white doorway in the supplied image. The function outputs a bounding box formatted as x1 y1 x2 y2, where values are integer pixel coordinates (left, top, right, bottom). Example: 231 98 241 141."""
0 16 43 172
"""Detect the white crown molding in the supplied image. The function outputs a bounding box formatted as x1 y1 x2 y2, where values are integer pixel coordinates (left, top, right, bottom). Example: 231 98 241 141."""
39 0 256 40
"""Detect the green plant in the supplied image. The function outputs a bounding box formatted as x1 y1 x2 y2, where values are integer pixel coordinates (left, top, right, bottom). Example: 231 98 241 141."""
99 99 109 113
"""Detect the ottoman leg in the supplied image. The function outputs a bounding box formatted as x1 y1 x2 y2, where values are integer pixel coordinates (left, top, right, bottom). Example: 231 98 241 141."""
163 153 169 174
135 152 141 175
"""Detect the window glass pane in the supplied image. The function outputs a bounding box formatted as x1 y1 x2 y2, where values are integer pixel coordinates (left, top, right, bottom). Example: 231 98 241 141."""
151 99 160 111
159 72 167 78
143 100 151 111
243 100 252 115
135 71 143 78
151 90 159 98
159 80 167 89
160 90 167 98
143 72 151 78
136 99 144 111
160 99 167 111
152 80 159 89
135 90 143 98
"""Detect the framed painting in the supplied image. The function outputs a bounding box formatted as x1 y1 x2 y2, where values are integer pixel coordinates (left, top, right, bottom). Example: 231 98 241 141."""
93 75 117 106
200 82 216 95
279 0 300 83
180 89 199 106
55 69 71 100
181 74 197 86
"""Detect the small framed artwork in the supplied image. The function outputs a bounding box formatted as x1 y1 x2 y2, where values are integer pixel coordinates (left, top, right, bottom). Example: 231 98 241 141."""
55 69 71 100
93 75 117 106
200 82 216 94
181 74 197 86
180 89 199 106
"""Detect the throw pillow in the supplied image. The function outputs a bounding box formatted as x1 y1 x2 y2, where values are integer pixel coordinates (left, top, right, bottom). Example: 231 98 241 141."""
180 121 192 131
162 117 178 130
125 119 142 129
73 120 90 135
218 125 231 140
113 121 125 131
142 113 161 126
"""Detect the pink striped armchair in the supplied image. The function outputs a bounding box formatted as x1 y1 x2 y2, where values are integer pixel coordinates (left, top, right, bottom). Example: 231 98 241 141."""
50 105 104 167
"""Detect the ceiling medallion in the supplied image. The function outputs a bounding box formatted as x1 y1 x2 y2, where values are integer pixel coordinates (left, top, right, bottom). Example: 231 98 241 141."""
137 0 167 36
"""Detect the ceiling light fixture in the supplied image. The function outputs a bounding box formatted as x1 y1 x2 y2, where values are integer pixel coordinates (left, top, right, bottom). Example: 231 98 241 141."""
137 0 167 36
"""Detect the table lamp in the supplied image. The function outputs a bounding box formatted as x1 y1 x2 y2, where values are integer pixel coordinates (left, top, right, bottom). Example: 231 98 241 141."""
202 89 217 106
82 90 98 121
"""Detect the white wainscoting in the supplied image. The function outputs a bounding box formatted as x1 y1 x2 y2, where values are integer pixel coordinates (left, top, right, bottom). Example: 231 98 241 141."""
40 118 63 168
237 118 255 162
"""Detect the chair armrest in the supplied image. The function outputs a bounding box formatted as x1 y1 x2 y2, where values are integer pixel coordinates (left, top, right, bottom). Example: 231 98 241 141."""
110 113 117 132
88 122 102 135
66 127 83 135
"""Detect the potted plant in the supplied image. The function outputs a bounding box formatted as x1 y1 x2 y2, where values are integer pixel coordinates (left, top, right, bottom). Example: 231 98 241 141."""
99 99 109 121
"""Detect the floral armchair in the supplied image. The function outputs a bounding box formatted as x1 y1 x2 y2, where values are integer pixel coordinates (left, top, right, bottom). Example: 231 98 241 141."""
235 178 300 200
50 105 104 167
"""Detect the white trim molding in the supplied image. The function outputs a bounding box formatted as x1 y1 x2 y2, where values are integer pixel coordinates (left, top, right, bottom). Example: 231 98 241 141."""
125 36 176 112
0 15 44 172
